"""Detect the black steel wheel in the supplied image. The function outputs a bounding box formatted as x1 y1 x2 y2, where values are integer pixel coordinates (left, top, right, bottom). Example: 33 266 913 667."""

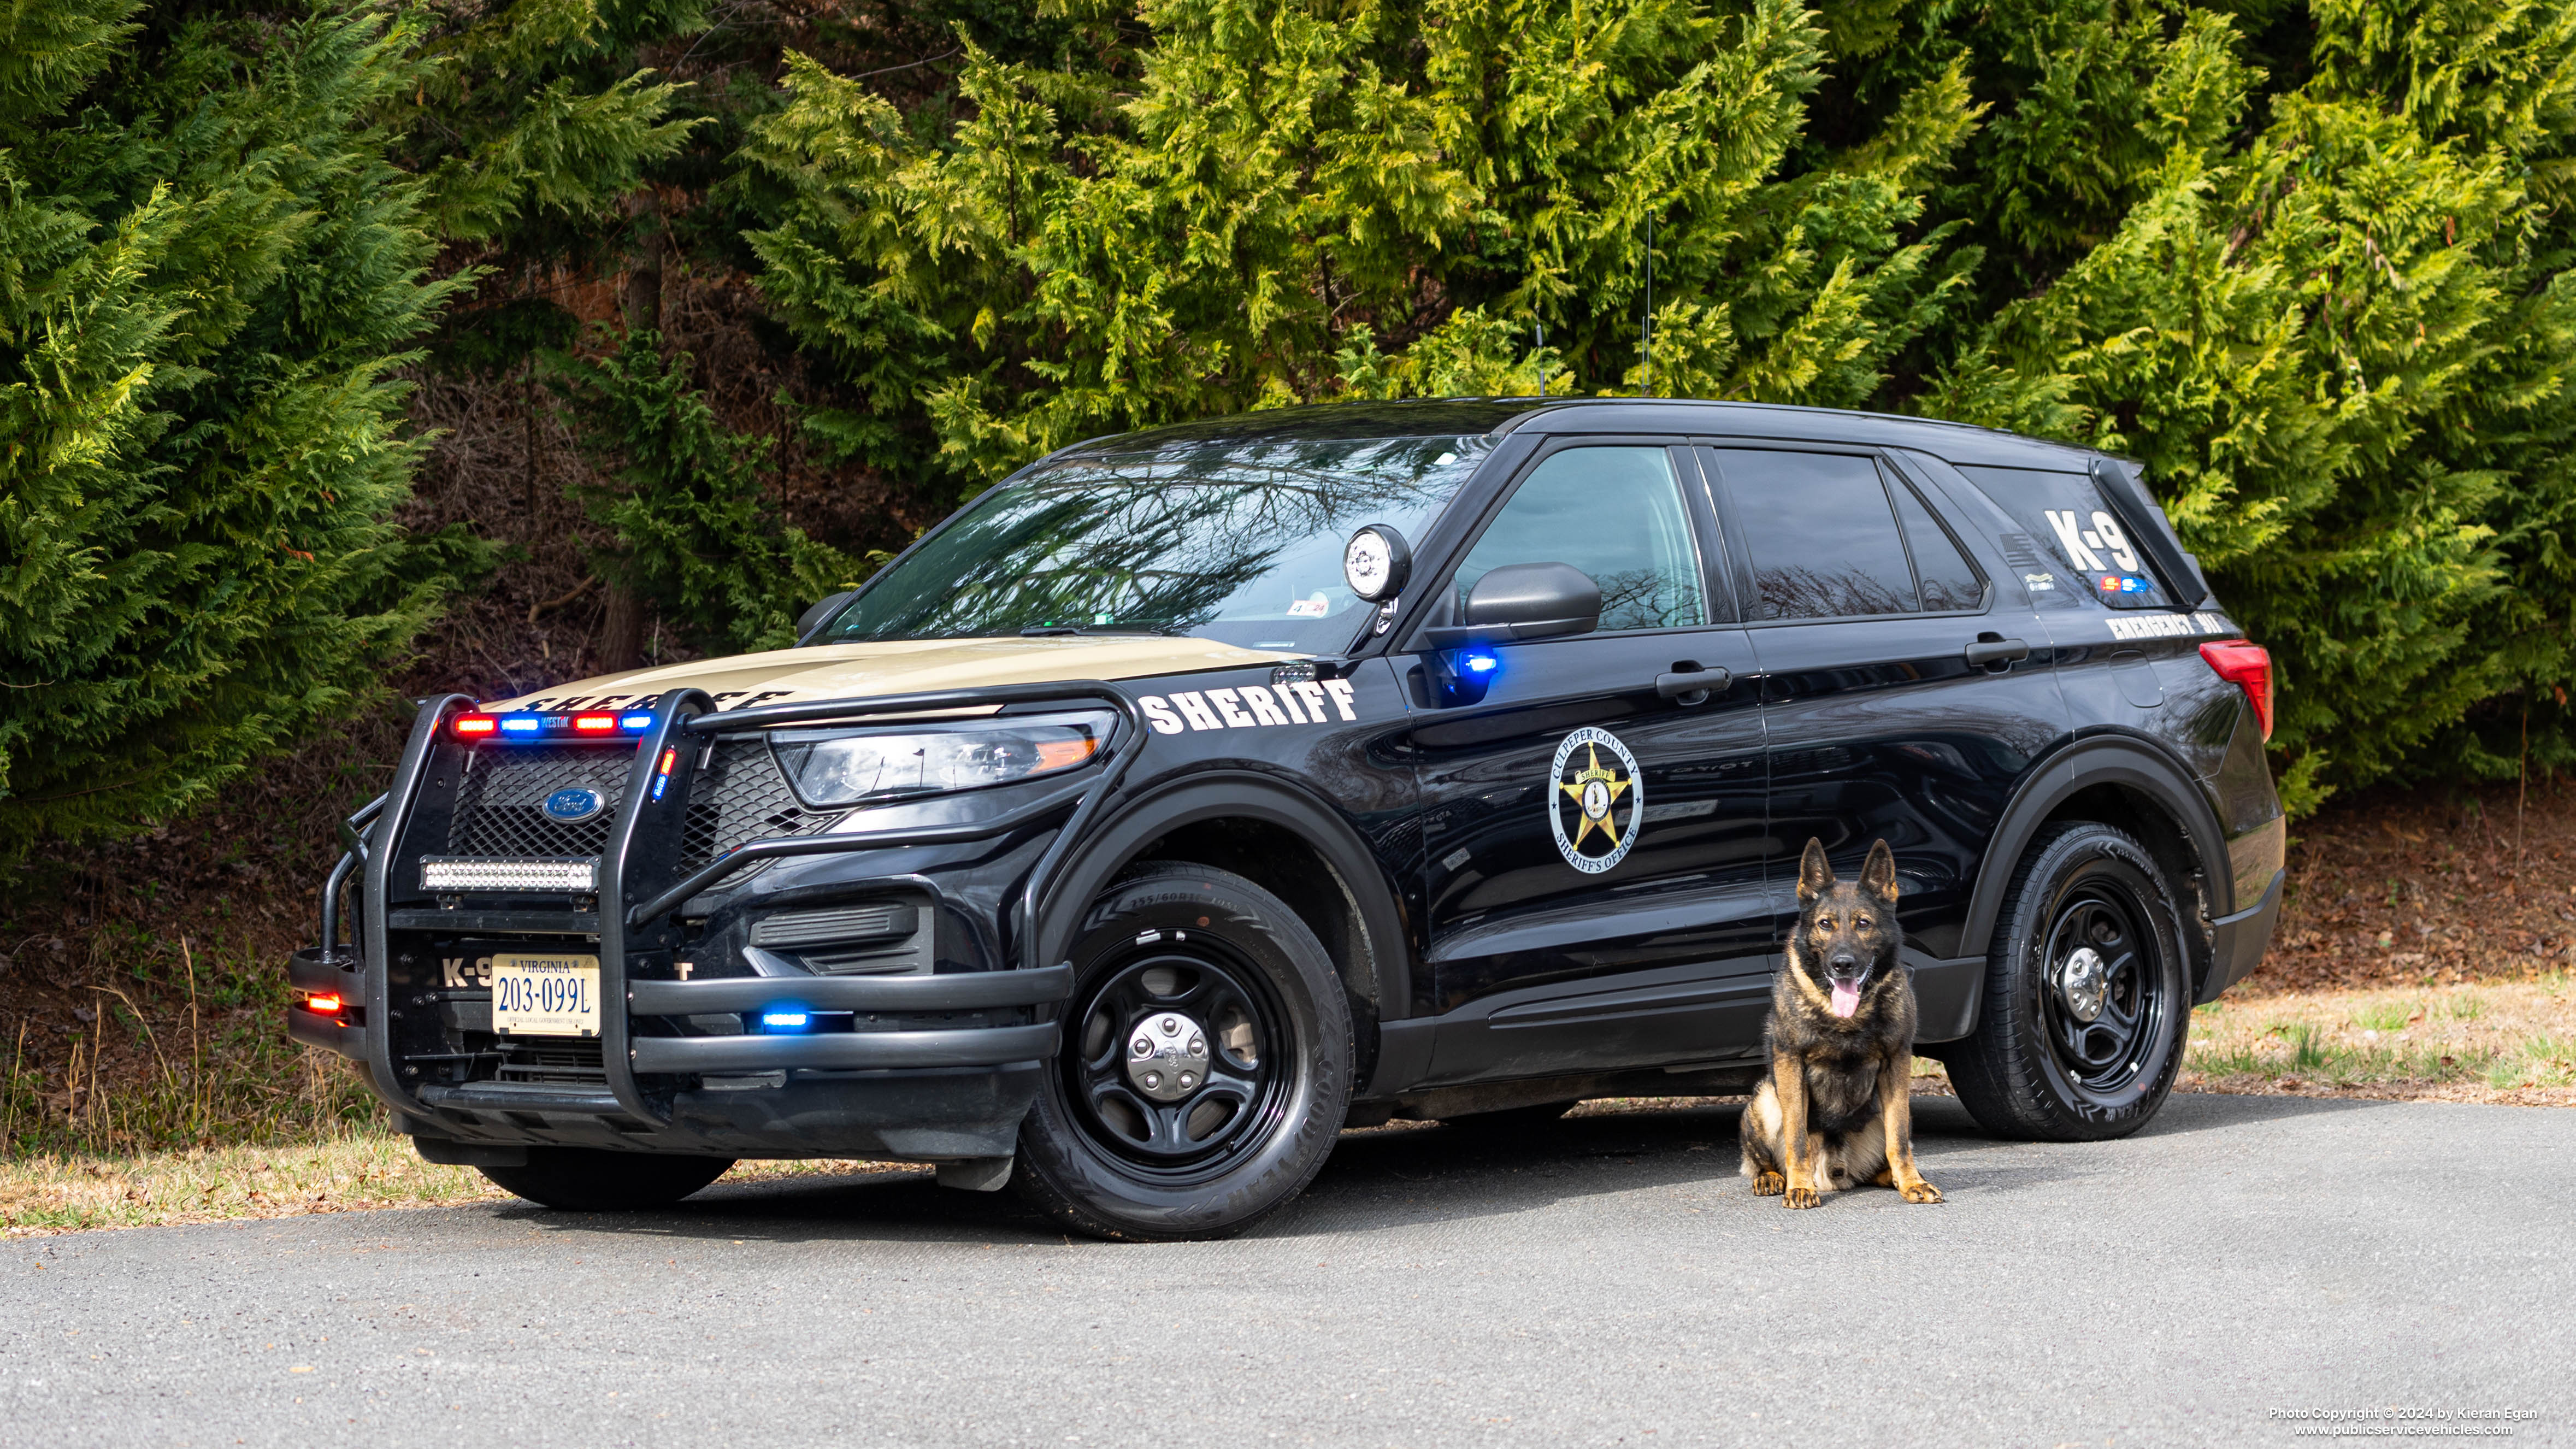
1015 862 1353 1241
1947 821 2190 1141
478 1147 735 1211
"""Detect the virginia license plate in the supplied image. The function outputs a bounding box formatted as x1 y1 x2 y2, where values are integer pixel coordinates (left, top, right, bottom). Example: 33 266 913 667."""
491 952 601 1037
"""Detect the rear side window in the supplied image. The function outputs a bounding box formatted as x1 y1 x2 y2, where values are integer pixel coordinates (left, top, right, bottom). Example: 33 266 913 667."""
1890 479 1984 611
1955 466 2172 609
1710 450 1985 620
1454 446 1705 632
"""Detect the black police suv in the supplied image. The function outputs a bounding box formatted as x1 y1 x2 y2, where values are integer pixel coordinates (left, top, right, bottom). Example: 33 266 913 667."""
288 397 2285 1240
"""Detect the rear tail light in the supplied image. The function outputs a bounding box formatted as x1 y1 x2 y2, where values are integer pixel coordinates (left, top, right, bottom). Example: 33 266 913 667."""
2200 639 2273 740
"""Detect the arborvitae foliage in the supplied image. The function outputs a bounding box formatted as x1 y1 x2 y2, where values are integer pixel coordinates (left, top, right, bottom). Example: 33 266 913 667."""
0 1 486 857
1908 0 2576 809
742 0 1984 490
557 330 865 655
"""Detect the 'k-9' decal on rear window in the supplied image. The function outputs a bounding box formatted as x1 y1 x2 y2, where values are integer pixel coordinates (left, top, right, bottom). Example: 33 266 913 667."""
1139 680 1358 733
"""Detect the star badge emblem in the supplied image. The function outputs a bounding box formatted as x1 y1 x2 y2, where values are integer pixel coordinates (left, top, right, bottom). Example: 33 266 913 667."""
1557 742 1632 853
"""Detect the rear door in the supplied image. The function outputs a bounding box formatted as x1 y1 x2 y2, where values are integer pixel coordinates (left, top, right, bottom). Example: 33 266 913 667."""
1700 444 2068 1027
1407 440 1773 1083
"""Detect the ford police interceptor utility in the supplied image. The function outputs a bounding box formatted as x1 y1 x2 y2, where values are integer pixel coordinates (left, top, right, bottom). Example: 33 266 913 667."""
289 398 2285 1241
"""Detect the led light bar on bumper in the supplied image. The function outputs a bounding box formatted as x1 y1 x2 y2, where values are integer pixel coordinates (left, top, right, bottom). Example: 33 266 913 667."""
770 710 1113 808
450 710 658 742
418 856 599 892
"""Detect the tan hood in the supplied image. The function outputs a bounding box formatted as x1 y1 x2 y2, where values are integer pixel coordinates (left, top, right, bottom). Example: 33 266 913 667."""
484 635 1301 714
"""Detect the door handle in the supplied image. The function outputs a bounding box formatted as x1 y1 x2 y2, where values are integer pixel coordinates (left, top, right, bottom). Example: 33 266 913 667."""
1655 667 1732 700
1964 637 2031 668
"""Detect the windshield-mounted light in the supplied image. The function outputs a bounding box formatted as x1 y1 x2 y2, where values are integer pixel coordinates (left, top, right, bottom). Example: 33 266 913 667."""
769 710 1115 809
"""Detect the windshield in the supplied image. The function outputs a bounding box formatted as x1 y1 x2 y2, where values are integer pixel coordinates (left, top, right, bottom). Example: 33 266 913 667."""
818 436 1490 652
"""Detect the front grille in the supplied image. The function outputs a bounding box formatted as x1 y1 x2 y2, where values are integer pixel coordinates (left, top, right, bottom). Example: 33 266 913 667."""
681 738 832 867
447 745 634 858
496 1036 605 1086
443 739 834 872
438 732 829 892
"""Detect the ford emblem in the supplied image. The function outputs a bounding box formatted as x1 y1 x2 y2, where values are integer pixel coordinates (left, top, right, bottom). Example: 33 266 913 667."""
542 787 604 823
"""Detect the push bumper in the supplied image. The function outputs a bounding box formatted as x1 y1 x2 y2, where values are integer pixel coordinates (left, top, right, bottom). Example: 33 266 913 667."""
292 683 1142 1161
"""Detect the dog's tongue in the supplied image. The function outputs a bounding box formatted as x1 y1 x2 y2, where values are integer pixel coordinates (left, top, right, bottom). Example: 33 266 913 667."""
1830 982 1862 1018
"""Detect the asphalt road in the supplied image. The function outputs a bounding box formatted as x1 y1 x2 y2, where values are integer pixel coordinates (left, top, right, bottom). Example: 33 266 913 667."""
4 1093 2568 1449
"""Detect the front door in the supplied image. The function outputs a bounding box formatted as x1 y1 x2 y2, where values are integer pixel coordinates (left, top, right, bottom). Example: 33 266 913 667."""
1699 444 2069 993
1408 441 1773 1085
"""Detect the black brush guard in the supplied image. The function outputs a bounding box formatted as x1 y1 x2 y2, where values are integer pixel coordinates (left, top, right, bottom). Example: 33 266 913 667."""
291 682 1145 1139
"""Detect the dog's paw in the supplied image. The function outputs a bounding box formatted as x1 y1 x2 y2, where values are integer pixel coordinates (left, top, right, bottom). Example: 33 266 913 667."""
1783 1186 1820 1210
1750 1171 1784 1196
1899 1180 1943 1204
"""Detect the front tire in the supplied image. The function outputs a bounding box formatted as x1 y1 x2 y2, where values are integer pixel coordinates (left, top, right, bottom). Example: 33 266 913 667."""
1014 862 1354 1242
479 1148 735 1210
1948 822 2190 1142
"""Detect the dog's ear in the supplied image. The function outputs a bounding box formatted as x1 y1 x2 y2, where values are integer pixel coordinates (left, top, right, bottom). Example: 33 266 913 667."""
1860 839 1899 904
1797 838 1835 904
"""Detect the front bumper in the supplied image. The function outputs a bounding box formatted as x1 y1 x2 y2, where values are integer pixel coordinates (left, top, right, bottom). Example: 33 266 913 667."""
292 684 1141 1161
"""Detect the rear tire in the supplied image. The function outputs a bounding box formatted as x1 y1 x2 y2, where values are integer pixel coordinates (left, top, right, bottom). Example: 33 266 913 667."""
479 1148 735 1210
1015 862 1353 1242
1949 821 2190 1142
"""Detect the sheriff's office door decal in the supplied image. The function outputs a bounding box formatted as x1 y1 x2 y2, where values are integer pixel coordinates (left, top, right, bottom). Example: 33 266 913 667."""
1551 727 1642 874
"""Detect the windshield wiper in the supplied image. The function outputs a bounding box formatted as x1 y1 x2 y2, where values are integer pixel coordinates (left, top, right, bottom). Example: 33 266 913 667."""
1018 624 1174 637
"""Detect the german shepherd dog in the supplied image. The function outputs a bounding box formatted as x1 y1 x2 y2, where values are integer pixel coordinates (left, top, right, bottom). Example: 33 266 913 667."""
1741 839 1943 1209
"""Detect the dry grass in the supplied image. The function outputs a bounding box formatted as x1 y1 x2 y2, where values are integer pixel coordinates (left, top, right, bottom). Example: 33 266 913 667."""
2183 977 2576 1104
0 1134 925 1238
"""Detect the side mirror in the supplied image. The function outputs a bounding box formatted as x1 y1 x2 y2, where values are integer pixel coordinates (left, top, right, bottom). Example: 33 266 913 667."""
796 590 856 640
1422 563 1601 649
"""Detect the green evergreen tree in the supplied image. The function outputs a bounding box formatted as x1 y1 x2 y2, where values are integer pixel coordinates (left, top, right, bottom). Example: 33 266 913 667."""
557 329 865 655
742 0 1984 492
1915 0 2576 808
0 0 483 857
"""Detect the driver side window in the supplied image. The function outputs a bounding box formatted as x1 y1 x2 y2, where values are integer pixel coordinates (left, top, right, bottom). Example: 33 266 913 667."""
1452 447 1706 632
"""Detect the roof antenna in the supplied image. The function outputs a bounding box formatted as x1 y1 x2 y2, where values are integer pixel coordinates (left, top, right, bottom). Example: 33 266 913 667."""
1536 319 1546 400
1640 209 1654 398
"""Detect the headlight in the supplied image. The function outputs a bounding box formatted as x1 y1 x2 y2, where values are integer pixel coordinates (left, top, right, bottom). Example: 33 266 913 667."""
769 710 1113 808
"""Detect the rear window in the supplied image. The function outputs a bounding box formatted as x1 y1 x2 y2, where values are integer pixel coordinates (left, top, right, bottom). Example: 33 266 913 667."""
1955 466 2172 609
1706 450 1986 620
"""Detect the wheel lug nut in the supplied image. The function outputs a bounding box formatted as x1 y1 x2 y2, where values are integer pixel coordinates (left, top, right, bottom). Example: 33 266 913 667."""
1160 1016 1177 1033
1143 1071 1161 1088
1188 1035 1204 1055
1179 1073 1196 1089
1132 1038 1151 1056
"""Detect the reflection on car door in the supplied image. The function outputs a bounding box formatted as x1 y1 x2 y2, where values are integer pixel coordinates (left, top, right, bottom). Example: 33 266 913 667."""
1701 444 2069 1034
1408 443 1772 1085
